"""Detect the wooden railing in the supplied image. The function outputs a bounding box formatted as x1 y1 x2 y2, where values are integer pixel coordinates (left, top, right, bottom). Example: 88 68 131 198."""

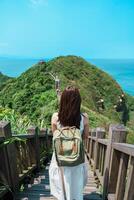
85 124 134 200
0 121 52 198
1 121 134 200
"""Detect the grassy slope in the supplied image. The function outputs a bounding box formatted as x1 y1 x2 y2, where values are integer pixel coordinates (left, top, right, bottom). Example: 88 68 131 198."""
0 72 12 86
0 55 134 141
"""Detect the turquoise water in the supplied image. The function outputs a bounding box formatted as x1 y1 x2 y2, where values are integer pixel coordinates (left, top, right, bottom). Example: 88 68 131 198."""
0 57 40 77
88 59 134 96
0 57 134 96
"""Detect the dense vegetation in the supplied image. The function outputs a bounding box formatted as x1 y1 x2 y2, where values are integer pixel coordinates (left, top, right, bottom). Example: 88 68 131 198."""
0 55 134 142
0 72 12 86
0 106 31 134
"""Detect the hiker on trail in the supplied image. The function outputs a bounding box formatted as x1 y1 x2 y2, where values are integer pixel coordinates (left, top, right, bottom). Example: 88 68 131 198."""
55 75 60 90
47 72 60 91
49 86 89 200
114 93 129 126
97 98 105 112
97 98 105 111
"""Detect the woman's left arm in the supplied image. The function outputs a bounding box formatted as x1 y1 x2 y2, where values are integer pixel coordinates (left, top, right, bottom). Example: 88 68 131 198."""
83 113 89 140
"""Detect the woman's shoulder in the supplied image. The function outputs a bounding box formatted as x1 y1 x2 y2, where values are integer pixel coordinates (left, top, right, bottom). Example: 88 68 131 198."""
82 112 88 118
52 112 58 118
51 112 58 125
81 113 89 125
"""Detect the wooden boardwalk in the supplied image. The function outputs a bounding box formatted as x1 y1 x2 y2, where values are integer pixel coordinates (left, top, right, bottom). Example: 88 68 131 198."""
15 162 102 200
2 122 133 200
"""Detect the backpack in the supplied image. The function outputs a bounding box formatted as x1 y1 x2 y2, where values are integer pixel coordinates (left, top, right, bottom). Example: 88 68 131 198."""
53 126 85 167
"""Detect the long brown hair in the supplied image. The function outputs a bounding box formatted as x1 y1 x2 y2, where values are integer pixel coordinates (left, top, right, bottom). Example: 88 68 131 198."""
58 86 81 128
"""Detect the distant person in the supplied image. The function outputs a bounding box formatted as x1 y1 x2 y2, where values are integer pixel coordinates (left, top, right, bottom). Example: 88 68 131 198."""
55 75 60 90
115 93 129 126
97 98 105 111
49 86 89 200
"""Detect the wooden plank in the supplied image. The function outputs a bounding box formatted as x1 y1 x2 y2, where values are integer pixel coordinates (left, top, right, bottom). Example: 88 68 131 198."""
112 143 134 157
16 143 23 175
83 194 102 200
12 134 35 139
6 143 19 190
28 139 36 166
108 149 120 193
123 156 134 200
89 139 93 160
0 186 8 198
102 140 111 200
100 145 105 176
15 160 102 200
89 136 97 141
108 124 127 143
94 141 99 171
0 146 12 186
27 127 40 171
0 122 19 190
98 144 103 173
97 139 108 146
115 153 129 200
87 138 90 154
94 129 105 173
103 124 127 200
92 140 95 160
108 193 115 200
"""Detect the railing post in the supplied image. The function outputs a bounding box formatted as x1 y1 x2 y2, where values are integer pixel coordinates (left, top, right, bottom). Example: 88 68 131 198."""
27 126 40 171
103 124 127 200
91 128 96 137
94 127 105 172
0 121 19 191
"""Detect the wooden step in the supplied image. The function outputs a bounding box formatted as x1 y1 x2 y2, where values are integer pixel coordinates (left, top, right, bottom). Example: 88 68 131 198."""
15 162 102 200
0 186 8 198
15 191 54 199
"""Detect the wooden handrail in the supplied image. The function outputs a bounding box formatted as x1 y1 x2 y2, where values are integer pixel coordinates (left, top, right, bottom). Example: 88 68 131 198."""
112 143 134 156
97 139 108 146
0 121 52 199
1 120 134 200
85 124 134 200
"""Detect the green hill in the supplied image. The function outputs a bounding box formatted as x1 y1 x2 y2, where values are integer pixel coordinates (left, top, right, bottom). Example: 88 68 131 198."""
0 72 12 86
0 55 126 128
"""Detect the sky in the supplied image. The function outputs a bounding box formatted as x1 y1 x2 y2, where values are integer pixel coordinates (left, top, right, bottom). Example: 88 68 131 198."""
0 0 134 59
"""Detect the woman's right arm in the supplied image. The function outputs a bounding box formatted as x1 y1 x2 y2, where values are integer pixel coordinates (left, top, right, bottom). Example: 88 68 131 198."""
51 113 58 133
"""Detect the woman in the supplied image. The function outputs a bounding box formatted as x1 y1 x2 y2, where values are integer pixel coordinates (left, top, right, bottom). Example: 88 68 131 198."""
49 86 89 200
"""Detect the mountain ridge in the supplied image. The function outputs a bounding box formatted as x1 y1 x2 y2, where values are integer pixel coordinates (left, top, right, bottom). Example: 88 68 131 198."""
0 55 124 126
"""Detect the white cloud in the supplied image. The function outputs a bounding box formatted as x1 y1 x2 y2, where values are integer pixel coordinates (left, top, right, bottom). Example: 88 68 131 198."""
29 0 48 7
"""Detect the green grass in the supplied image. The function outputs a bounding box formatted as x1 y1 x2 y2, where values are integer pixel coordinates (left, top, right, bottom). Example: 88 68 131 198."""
0 55 134 142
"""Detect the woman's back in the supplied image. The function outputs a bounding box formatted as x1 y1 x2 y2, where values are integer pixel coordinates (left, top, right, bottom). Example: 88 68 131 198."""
51 112 89 139
49 86 89 200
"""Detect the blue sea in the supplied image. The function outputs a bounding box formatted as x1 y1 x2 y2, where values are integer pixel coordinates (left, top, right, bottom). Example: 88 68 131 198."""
88 59 134 96
0 57 134 96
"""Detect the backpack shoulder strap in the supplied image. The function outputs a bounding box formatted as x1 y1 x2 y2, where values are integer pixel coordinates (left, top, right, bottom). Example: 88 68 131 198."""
80 114 84 134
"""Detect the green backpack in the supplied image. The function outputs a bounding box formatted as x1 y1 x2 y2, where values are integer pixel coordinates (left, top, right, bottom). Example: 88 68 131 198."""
53 126 85 167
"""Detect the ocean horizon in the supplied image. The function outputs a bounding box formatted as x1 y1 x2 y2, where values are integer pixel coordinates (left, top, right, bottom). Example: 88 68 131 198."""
0 57 134 96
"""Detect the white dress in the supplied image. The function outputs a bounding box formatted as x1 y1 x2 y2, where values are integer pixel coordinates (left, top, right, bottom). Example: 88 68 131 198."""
49 114 88 200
